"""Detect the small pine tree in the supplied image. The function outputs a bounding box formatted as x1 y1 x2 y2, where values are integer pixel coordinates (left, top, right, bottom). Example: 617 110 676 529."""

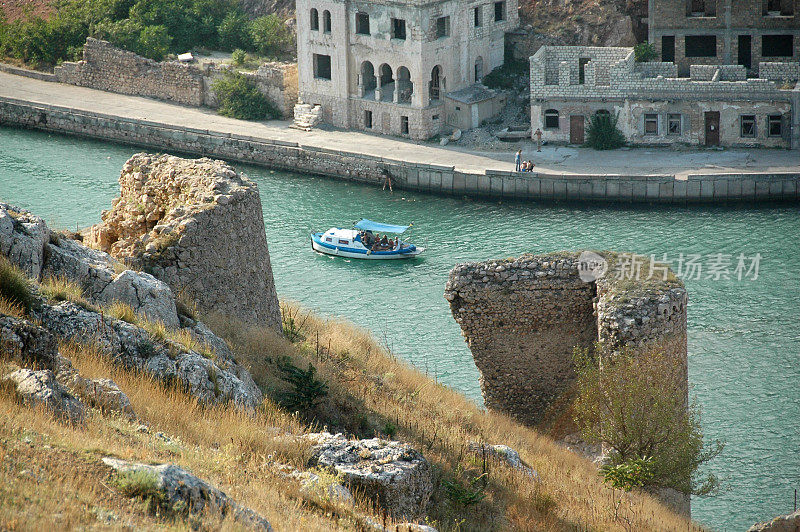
585 112 626 150
278 358 329 412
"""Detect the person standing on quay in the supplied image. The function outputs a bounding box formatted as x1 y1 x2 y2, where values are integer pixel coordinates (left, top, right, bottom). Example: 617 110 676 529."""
515 149 522 172
535 128 543 152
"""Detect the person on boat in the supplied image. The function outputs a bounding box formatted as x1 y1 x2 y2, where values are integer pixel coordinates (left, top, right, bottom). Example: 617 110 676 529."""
380 235 389 248
393 237 399 250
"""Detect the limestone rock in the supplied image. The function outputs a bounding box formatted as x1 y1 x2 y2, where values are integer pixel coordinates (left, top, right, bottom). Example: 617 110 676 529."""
44 237 179 328
71 376 135 419
467 442 538 479
99 269 179 328
748 510 800 532
3 368 84 423
0 203 48 279
102 457 272 530
0 314 62 372
87 153 281 331
305 432 433 519
33 301 263 408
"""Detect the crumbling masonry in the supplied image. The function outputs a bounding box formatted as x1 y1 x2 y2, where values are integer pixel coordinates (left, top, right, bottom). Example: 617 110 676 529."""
444 252 688 427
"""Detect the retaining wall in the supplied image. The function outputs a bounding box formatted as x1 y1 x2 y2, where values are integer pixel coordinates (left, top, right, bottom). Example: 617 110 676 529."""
1 96 798 204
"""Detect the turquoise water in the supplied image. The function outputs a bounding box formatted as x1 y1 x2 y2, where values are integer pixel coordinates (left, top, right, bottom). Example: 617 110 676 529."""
1 126 798 530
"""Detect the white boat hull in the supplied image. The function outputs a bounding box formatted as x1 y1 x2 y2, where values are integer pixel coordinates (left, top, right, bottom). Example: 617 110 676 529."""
311 233 423 260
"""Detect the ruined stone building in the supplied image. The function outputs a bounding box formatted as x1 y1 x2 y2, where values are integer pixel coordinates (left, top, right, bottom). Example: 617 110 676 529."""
648 0 799 76
529 45 800 149
295 0 518 139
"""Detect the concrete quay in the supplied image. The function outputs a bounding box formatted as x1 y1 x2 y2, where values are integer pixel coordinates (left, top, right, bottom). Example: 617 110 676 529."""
1 71 798 204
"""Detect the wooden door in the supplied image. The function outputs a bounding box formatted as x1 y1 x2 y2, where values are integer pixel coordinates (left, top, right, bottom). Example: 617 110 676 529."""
570 115 585 144
705 112 720 146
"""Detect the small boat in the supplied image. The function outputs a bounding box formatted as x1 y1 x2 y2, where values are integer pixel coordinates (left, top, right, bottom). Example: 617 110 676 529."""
311 219 425 260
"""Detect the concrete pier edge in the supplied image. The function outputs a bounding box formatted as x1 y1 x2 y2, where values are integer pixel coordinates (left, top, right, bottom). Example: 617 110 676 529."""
1 96 798 204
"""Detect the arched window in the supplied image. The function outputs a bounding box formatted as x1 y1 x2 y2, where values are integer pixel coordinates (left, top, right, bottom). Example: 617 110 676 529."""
474 56 484 82
544 109 559 129
378 63 394 102
323 10 331 32
397 66 413 103
360 61 376 95
310 8 319 31
429 65 442 101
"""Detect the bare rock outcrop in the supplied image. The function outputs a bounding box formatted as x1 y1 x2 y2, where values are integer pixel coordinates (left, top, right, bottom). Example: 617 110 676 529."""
748 510 800 532
444 251 687 427
305 432 433 519
467 442 538 479
87 153 281 331
1 201 262 410
33 301 262 408
0 202 48 278
102 457 272 530
3 368 85 424
44 237 179 327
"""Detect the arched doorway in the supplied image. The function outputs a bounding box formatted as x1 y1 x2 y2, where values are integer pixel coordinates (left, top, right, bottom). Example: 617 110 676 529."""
474 56 484 82
429 65 442 101
396 66 413 103
378 63 394 102
360 61 376 98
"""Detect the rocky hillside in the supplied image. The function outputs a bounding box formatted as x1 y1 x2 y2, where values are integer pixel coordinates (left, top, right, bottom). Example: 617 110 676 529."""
519 0 647 46
0 153 698 531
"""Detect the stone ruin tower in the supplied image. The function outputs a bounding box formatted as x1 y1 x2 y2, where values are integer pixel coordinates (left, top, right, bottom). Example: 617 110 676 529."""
88 153 282 332
444 251 688 427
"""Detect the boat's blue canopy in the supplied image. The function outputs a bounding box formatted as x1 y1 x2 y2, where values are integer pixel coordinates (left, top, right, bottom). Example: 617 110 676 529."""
354 219 411 234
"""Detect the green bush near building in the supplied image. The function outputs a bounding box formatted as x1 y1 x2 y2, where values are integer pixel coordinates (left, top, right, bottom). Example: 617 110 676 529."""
585 112 626 150
211 70 280 121
634 41 658 63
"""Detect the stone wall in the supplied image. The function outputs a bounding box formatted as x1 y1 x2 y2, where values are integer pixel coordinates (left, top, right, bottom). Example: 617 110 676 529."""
1 96 799 204
55 39 205 106
55 39 298 118
86 153 282 331
444 251 687 426
760 61 800 82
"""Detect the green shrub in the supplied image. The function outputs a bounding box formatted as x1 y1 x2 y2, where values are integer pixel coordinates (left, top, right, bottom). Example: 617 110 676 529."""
218 11 252 51
0 256 34 315
600 457 655 491
278 357 328 412
112 469 162 499
585 112 626 150
634 41 657 63
231 48 246 66
249 15 292 58
573 347 723 496
212 70 279 120
0 0 244 67
442 474 487 507
93 19 171 60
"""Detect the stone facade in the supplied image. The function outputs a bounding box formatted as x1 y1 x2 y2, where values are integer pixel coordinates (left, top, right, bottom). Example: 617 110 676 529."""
444 251 688 427
295 0 518 139
648 0 800 77
3 97 799 203
530 45 800 149
87 153 282 331
55 39 298 118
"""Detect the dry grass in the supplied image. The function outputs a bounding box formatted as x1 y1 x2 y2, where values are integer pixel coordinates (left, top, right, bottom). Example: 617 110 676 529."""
0 293 703 531
0 343 371 531
208 302 704 532
39 276 92 308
